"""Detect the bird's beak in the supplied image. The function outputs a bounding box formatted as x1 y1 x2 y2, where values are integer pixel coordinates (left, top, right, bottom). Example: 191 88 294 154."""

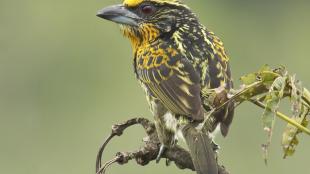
97 4 141 27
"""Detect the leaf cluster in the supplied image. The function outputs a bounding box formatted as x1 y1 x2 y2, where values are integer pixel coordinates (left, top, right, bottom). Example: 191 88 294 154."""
238 65 310 160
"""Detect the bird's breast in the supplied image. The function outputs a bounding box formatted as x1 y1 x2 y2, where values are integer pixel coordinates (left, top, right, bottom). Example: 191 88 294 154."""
134 42 181 83
162 111 186 141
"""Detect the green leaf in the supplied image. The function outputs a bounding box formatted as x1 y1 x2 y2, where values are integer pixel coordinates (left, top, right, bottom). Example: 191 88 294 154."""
281 74 309 158
240 73 257 85
237 65 310 160
240 65 279 86
290 75 303 117
259 71 280 85
261 75 287 163
282 106 309 158
258 64 272 72
262 76 287 128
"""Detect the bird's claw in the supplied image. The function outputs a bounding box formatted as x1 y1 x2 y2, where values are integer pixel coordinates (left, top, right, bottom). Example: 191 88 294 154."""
165 159 171 166
211 140 220 152
156 145 166 163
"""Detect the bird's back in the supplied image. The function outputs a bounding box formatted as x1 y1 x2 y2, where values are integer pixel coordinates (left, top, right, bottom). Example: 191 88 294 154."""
168 23 234 136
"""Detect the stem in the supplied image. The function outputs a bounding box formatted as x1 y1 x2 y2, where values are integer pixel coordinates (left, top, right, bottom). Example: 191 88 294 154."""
302 88 310 107
214 81 266 113
249 99 310 135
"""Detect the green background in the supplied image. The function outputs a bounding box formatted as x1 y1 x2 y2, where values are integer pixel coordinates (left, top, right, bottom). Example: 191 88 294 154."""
1 0 310 174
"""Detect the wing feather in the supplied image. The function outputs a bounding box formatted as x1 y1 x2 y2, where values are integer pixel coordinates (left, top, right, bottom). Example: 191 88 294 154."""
137 58 204 120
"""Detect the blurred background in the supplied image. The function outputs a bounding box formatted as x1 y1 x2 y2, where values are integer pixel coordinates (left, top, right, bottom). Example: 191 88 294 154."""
1 0 310 174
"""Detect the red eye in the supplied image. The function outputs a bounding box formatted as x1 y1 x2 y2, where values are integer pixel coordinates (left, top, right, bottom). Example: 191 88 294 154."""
141 5 155 15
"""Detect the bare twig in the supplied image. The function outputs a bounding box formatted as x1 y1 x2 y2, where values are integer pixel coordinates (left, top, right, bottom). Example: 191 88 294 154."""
96 157 119 174
96 117 229 174
95 118 155 174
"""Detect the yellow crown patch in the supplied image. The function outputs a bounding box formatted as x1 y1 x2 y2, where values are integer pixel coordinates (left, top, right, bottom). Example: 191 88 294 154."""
123 0 181 7
123 0 144 7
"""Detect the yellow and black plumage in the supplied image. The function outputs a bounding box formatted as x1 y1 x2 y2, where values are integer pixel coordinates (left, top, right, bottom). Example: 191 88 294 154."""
97 0 234 173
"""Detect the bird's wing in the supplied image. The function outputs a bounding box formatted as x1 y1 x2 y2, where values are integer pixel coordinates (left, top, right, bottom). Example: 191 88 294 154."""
200 30 234 136
136 53 204 121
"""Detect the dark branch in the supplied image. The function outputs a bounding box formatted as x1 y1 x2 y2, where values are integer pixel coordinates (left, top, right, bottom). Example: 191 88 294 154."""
96 117 229 174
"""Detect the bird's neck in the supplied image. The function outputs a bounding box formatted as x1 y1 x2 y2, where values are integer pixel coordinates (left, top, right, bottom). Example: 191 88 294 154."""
121 24 161 53
121 22 211 60
168 23 210 59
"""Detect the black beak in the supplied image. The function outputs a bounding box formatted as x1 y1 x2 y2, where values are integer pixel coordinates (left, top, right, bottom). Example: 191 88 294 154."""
97 4 141 26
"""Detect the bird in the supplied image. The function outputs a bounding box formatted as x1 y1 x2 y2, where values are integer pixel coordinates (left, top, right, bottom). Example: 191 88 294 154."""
97 0 234 173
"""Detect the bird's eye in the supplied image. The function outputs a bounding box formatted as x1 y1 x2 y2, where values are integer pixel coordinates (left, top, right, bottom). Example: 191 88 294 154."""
140 5 155 15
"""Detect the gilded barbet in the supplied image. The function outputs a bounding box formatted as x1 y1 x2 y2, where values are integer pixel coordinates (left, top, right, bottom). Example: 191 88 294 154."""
97 1 234 173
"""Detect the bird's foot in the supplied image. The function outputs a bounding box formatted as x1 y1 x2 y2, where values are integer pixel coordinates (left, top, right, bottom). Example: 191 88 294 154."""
156 145 167 163
165 158 171 166
211 140 220 152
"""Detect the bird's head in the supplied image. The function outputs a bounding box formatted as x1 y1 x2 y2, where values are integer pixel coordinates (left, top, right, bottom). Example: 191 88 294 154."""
97 0 198 48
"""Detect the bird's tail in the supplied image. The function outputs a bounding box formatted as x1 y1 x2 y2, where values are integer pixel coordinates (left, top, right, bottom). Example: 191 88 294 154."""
181 123 218 174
